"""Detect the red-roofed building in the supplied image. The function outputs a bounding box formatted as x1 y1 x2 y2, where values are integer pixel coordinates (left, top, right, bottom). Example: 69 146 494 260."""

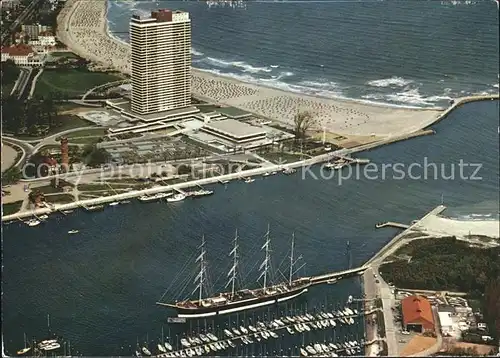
1 44 45 66
401 295 435 333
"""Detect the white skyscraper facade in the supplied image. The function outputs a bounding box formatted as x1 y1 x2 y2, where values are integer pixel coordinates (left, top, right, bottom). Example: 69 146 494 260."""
130 9 191 115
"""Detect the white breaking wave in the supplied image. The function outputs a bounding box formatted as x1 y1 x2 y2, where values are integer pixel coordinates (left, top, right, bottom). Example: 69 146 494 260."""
191 48 204 56
201 57 272 73
366 76 414 88
363 88 452 107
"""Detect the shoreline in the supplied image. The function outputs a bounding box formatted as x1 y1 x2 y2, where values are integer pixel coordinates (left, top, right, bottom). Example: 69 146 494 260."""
57 0 467 138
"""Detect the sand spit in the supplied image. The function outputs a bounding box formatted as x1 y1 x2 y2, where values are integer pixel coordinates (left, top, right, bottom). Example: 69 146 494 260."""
57 0 444 137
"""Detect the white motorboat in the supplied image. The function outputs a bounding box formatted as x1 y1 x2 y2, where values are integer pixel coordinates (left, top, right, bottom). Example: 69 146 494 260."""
203 345 210 353
26 219 41 227
314 344 323 353
232 328 241 336
164 342 173 351
139 192 172 202
262 172 270 177
206 333 218 341
167 193 186 202
329 319 336 326
283 168 296 175
239 326 248 334
180 338 191 348
300 348 308 356
41 343 61 351
141 347 151 356
223 329 233 338
305 346 317 355
62 210 74 214
220 180 229 184
158 344 166 353
244 177 255 183
269 331 278 339
227 340 235 348
199 334 209 342
16 333 31 355
39 214 49 220
109 201 120 206
248 325 257 332
191 189 214 197
286 326 295 335
68 229 79 234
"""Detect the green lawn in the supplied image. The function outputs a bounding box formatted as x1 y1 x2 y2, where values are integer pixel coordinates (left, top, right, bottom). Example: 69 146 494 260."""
2 201 23 216
34 69 123 97
44 194 74 204
64 128 107 138
50 52 81 59
35 185 64 195
258 152 304 164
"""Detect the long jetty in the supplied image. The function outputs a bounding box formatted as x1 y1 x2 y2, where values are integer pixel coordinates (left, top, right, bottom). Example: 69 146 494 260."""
375 222 410 229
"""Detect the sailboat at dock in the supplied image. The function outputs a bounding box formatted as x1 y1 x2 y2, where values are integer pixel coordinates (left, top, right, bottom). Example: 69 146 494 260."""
16 333 31 355
157 228 310 318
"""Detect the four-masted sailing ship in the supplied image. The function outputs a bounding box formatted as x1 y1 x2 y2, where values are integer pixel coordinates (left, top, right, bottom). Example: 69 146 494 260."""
157 227 311 318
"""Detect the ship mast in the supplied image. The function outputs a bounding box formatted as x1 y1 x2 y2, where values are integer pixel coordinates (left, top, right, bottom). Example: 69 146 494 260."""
193 235 206 304
258 224 271 290
289 232 295 285
226 229 239 299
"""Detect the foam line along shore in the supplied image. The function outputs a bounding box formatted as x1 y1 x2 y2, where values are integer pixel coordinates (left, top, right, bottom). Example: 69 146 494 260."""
55 0 478 139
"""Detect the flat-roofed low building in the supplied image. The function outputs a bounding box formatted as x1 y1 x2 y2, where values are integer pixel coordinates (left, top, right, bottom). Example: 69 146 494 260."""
401 295 435 333
201 119 267 144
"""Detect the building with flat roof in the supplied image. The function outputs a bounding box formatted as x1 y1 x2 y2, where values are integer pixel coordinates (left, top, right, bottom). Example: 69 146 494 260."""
401 295 435 333
438 311 454 336
201 119 267 144
130 9 191 115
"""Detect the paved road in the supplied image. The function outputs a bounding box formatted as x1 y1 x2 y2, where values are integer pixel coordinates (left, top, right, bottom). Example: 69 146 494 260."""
1 144 18 173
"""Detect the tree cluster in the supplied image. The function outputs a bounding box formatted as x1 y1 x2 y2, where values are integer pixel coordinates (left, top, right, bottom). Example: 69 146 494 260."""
293 110 316 140
1 94 67 136
1 60 20 88
380 237 500 295
380 237 500 342
81 144 111 168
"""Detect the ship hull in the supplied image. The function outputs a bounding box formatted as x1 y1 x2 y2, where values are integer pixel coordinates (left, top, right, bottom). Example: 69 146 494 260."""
173 286 309 318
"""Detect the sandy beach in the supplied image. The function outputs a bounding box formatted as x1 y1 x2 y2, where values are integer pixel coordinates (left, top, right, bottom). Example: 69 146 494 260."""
56 0 444 137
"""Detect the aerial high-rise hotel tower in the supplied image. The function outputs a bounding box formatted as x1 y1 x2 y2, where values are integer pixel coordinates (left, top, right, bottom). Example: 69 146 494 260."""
130 9 191 115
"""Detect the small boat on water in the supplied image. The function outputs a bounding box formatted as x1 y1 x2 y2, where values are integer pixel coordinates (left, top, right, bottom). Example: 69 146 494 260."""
61 210 74 214
164 342 173 351
138 192 172 202
262 172 271 177
68 229 79 234
141 346 151 356
244 177 255 183
109 201 120 206
282 168 296 175
39 214 49 220
85 205 104 211
191 189 214 197
16 333 31 355
26 219 40 227
167 193 186 202
206 333 218 342
40 343 61 351
220 180 229 184
157 344 166 353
